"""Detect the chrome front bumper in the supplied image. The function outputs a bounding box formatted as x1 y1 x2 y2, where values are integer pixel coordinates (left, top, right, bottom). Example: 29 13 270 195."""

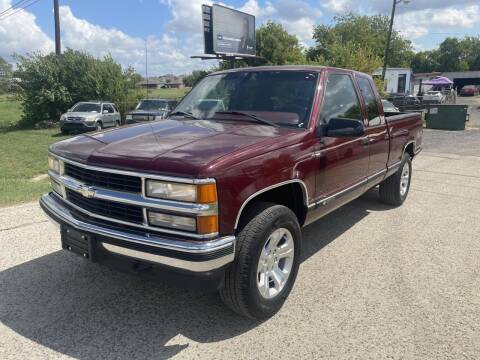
40 193 235 272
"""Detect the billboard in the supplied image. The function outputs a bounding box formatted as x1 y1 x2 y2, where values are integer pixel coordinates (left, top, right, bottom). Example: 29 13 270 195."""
202 4 256 57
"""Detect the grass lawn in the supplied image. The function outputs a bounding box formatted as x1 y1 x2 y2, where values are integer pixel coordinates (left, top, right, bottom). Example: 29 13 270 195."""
0 94 69 206
0 128 68 206
0 88 190 207
0 95 22 129
129 87 191 100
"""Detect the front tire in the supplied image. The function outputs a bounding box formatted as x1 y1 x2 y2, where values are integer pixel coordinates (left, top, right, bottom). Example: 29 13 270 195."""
379 154 412 206
95 122 103 131
219 203 301 319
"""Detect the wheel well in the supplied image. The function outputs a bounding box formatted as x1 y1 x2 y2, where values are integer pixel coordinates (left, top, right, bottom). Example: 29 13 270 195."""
236 183 308 232
405 142 415 158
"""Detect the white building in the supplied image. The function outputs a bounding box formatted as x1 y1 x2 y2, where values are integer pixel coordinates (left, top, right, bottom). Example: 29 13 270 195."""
372 68 414 94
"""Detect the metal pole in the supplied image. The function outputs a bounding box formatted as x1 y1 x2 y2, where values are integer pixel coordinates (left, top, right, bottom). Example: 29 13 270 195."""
145 39 148 98
54 0 61 55
382 0 397 81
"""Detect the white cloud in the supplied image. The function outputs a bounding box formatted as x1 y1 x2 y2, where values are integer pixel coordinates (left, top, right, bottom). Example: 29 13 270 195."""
322 0 353 14
282 17 316 42
0 0 53 61
395 5 480 40
59 5 212 75
239 0 276 18
365 0 480 14
161 0 211 34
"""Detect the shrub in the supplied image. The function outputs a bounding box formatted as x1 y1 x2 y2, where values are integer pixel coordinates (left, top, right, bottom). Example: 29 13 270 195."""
14 49 132 127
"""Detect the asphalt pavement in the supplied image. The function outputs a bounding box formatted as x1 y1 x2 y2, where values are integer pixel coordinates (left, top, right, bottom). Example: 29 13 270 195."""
1 97 480 359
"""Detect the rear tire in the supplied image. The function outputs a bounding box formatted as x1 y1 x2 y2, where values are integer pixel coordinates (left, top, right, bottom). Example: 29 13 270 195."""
219 202 301 319
115 120 120 127
379 153 412 206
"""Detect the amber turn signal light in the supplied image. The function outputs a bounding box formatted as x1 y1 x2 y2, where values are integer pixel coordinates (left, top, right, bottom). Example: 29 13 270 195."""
197 215 218 234
197 183 217 203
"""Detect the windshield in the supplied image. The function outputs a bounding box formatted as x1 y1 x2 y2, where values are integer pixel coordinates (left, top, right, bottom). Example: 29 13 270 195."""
173 71 318 128
71 103 101 112
136 99 168 111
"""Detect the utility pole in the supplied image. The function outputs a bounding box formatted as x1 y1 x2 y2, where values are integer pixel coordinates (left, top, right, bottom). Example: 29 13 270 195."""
382 0 410 80
53 0 61 55
145 39 149 98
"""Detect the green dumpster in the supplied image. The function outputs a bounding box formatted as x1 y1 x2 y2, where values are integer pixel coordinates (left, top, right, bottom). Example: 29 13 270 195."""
425 104 468 130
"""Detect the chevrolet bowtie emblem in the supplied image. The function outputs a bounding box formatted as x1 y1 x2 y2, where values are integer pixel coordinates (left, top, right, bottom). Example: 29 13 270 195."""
78 185 96 198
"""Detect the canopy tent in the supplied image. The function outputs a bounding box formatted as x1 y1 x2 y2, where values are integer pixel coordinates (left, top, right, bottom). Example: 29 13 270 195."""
423 76 453 86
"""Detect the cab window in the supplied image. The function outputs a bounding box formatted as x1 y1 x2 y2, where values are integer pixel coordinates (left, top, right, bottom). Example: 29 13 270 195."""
319 73 362 125
357 77 381 126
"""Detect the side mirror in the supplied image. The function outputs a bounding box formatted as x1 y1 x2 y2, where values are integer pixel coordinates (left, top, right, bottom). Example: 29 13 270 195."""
324 118 364 137
103 110 108 114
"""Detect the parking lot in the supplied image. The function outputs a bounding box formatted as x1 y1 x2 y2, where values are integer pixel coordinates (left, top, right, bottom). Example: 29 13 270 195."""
1 98 480 359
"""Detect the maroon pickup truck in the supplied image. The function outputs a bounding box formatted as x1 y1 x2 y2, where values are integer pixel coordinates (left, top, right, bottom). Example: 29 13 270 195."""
41 66 422 319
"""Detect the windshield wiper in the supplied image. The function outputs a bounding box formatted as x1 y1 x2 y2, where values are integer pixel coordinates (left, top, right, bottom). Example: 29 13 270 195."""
168 111 199 120
214 111 279 127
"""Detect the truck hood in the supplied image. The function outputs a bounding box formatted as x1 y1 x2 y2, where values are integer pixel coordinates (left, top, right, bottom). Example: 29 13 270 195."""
50 119 299 177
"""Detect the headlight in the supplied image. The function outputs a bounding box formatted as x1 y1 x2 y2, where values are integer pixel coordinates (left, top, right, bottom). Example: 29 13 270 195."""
145 180 217 203
50 179 64 197
48 155 63 174
60 114 66 122
85 115 97 124
148 211 196 232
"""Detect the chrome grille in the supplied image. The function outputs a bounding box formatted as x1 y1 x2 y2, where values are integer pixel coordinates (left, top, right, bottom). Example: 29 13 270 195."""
66 189 144 224
64 163 142 193
67 116 84 122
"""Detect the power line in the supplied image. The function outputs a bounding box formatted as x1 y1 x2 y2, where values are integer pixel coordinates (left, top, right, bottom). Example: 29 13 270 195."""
0 0 43 21
0 0 29 16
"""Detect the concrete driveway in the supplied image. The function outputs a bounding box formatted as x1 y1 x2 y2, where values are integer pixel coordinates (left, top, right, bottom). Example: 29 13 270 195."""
2 102 480 359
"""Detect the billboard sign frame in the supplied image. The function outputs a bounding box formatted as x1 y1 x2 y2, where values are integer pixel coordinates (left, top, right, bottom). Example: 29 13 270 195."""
201 3 256 58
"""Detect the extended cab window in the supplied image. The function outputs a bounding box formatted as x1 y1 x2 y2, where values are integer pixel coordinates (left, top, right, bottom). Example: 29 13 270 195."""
357 77 381 126
174 71 318 128
319 74 362 125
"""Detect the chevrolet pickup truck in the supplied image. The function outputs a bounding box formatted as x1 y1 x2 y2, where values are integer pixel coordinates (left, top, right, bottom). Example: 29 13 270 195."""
41 66 423 319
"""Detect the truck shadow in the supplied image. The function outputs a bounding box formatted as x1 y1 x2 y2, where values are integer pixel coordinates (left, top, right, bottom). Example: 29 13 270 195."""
0 189 390 359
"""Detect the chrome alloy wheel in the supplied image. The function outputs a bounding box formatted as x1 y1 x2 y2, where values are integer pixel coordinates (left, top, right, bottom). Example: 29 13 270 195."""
400 162 410 197
257 228 295 299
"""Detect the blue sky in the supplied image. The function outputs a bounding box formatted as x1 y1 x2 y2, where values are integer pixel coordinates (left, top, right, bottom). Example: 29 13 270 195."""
1 0 479 75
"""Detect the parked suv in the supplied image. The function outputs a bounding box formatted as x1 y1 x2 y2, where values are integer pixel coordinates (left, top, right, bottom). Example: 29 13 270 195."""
60 101 121 133
126 99 178 124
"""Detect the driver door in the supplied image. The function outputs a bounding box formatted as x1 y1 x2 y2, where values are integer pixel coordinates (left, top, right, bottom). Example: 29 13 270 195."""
313 72 369 208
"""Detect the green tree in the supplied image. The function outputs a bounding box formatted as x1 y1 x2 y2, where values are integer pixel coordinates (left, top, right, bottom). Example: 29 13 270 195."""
183 70 210 87
14 49 132 127
0 56 14 94
310 42 382 74
411 51 439 73
436 38 469 72
219 22 305 69
307 13 414 69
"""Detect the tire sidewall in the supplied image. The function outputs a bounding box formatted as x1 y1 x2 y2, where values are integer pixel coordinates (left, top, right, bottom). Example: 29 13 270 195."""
244 207 302 317
398 154 412 204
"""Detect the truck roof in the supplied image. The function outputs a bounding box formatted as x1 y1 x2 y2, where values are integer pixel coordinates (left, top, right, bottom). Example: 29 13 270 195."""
211 65 371 77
